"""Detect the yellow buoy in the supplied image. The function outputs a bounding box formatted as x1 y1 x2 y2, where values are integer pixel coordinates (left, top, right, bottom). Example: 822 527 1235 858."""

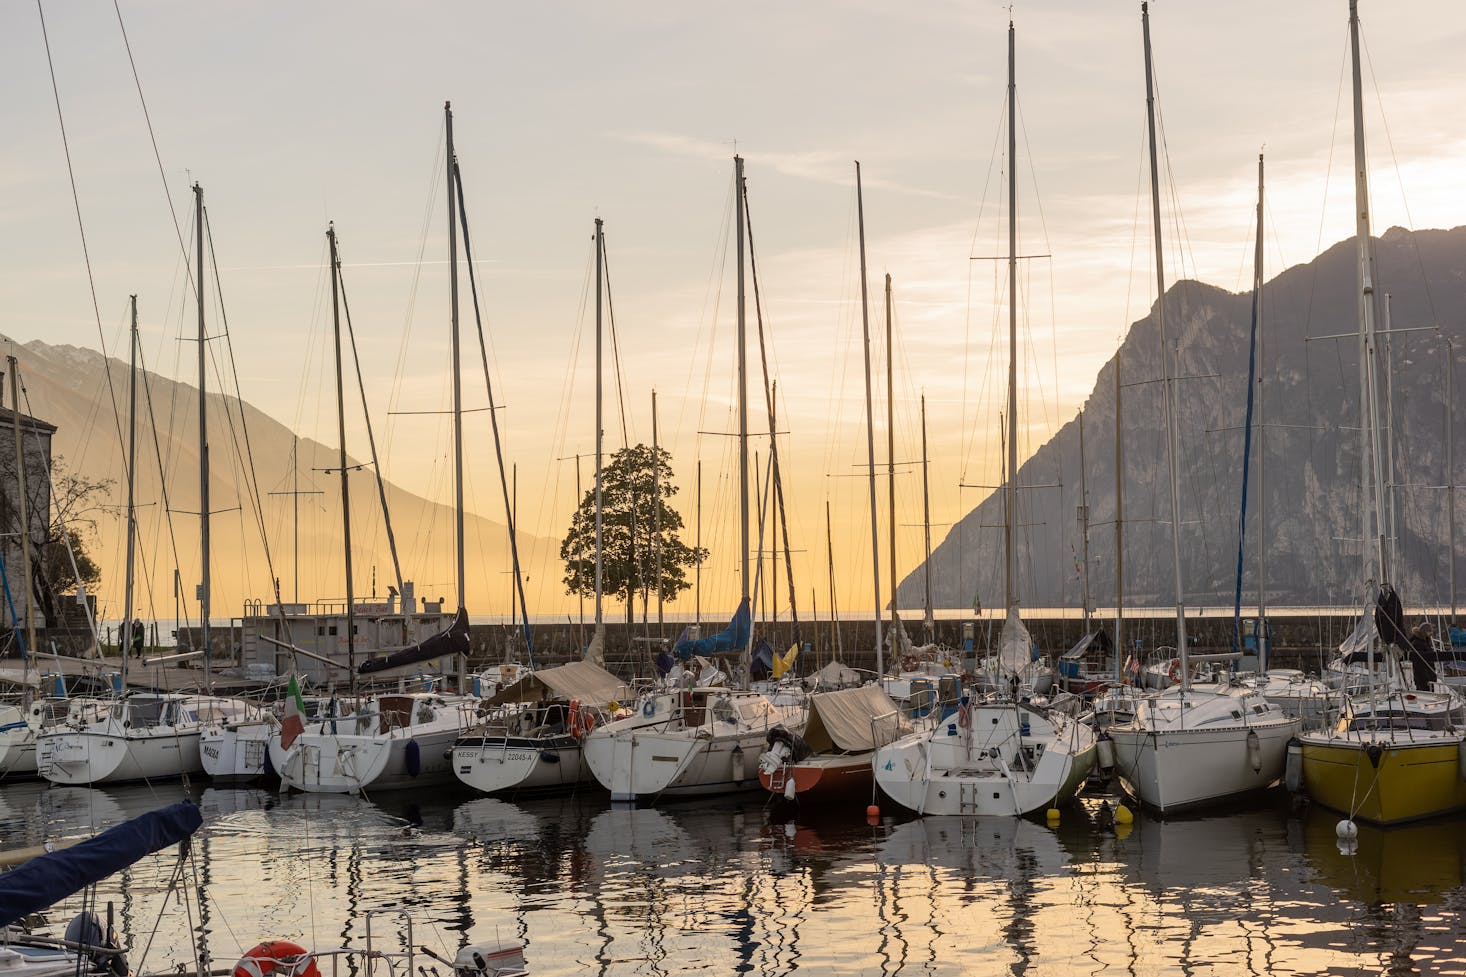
1115 822 1133 841
1045 808 1061 823
1114 804 1134 825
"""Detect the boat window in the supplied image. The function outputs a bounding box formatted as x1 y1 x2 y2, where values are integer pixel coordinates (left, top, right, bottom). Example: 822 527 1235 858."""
711 698 737 724
128 698 167 728
376 696 414 733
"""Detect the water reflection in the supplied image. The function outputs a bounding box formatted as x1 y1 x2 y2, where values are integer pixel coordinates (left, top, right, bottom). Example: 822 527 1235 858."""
1 783 1463 976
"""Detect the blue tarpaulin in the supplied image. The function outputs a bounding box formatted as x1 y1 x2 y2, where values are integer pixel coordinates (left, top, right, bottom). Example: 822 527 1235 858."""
674 598 751 661
0 801 203 928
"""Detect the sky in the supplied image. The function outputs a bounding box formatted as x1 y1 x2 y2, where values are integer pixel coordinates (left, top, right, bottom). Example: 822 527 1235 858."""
5 0 1466 622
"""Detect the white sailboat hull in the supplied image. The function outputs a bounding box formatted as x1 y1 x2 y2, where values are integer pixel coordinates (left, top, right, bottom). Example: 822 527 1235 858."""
37 725 204 785
200 720 276 783
0 705 38 778
1109 716 1297 813
452 736 589 794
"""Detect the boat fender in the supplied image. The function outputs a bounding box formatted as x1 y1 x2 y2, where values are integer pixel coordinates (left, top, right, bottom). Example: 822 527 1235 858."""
1096 734 1116 772
65 912 126 977
1365 742 1384 769
405 739 422 777
232 941 320 977
643 699 657 719
1284 738 1303 794
540 749 561 764
732 744 746 783
1459 739 1466 781
784 776 797 801
1246 729 1262 774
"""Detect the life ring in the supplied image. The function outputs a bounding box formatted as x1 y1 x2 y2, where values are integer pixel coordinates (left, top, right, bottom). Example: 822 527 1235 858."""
232 942 319 977
901 654 920 674
581 707 598 735
956 704 971 729
642 698 657 719
1167 658 1182 683
569 699 584 738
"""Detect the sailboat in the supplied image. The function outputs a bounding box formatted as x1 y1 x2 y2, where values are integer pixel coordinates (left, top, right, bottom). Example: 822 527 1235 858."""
1105 4 1299 815
453 218 626 796
278 103 479 794
581 158 805 803
872 21 1096 818
1294 0 1466 827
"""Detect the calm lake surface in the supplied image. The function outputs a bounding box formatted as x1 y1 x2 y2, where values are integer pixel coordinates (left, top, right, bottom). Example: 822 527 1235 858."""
2 779 1463 975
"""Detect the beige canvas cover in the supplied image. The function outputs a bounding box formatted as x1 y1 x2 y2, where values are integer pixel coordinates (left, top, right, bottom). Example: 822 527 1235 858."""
487 660 629 706
802 684 907 754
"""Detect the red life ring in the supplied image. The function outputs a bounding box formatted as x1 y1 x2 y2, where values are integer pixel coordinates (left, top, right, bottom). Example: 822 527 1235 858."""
1167 658 1182 683
569 699 583 739
580 706 597 736
233 942 319 977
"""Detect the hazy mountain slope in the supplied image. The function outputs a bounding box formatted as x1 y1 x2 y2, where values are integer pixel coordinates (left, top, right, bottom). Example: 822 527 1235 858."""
898 226 1466 613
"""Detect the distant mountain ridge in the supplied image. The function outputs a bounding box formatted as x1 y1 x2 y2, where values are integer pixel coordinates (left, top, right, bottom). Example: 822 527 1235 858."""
6 335 545 624
897 226 1466 614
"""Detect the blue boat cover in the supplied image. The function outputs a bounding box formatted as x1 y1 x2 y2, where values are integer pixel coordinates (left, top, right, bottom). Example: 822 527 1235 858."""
674 598 751 661
0 801 203 928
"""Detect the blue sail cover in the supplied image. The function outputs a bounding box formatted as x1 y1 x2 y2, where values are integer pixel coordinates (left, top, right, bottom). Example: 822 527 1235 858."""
0 801 203 928
675 598 751 660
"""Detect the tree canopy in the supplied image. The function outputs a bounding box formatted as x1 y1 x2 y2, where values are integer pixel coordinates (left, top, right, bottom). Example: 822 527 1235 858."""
560 444 705 623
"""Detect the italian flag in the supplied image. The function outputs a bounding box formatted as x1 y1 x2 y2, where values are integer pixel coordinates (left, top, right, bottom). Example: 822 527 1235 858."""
281 675 306 750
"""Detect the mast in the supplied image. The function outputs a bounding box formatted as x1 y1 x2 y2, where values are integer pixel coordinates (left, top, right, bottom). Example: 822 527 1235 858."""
1115 347 1124 682
8 358 34 671
1142 2 1189 682
1077 412 1091 634
826 499 841 658
1255 154 1269 669
1448 339 1457 625
194 183 212 686
737 156 751 674
1234 154 1266 662
885 274 900 658
123 298 139 687
329 225 357 690
855 161 884 673
695 458 702 627
1005 17 1019 613
594 217 605 639
920 394 934 643
652 389 663 637
446 102 466 616
1350 0 1388 589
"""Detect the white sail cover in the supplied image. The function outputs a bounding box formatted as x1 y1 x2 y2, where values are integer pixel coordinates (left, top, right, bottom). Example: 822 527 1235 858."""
584 624 606 668
998 607 1033 676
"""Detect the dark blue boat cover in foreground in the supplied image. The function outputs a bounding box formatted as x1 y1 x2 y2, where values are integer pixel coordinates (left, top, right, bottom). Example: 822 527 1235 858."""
674 598 751 660
0 801 203 928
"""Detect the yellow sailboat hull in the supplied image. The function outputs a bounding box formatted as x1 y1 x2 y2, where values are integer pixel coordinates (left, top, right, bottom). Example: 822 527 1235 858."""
1299 736 1466 826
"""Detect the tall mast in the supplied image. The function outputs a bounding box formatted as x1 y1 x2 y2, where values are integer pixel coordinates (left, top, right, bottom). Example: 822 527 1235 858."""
885 274 900 655
736 156 751 662
1114 350 1124 682
920 394 934 643
329 225 356 691
194 183 212 686
1349 0 1388 588
1142 2 1189 680
8 359 34 672
594 218 605 637
123 297 139 688
445 102 466 614
855 161 884 673
1235 154 1266 661
1254 153 1269 668
695 458 702 627
1077 412 1091 634
1448 339 1457 626
826 498 842 658
1005 17 1019 612
652 389 663 636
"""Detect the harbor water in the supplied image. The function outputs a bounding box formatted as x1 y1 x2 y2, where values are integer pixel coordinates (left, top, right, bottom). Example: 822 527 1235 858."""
2 780 1463 974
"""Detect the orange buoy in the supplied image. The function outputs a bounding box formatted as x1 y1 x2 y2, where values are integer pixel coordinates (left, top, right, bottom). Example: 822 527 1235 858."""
865 804 881 819
233 942 319 977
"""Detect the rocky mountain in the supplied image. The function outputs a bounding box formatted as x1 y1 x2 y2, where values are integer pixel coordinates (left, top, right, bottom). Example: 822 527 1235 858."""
6 336 549 624
898 226 1466 614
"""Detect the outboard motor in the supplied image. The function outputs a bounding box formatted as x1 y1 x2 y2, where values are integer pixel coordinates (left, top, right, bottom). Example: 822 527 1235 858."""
453 941 526 977
64 912 126 977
